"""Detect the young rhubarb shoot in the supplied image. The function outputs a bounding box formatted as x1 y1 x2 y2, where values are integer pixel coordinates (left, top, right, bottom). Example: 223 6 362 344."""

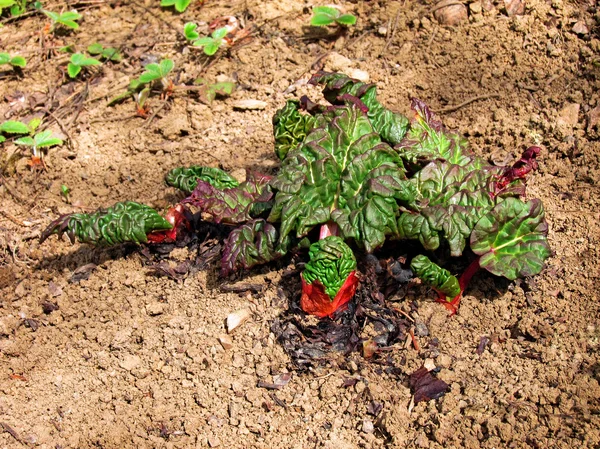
40 201 174 245
301 236 359 318
189 26 228 56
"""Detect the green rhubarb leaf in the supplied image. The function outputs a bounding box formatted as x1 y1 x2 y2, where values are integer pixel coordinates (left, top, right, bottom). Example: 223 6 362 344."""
272 100 317 160
396 99 471 167
40 201 172 245
410 255 460 299
184 171 273 224
270 104 412 251
397 160 500 256
302 236 356 299
470 197 551 280
0 53 10 64
165 166 239 194
220 219 290 276
309 71 410 145
0 120 30 134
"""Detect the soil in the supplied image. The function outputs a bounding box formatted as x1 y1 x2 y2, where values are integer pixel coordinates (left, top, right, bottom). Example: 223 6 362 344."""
1 0 599 447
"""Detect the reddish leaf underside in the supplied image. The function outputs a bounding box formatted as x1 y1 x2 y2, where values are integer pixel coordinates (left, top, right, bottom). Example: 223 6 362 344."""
300 271 359 318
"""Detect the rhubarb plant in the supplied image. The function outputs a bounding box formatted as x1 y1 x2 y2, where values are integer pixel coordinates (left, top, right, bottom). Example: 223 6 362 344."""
41 71 551 318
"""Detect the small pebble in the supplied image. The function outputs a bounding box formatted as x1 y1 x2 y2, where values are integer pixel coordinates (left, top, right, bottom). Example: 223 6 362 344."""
233 100 267 110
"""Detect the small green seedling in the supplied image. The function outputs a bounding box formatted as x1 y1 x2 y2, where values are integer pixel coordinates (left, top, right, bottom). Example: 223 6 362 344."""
15 130 63 158
310 6 357 27
0 118 40 143
138 58 174 90
87 43 122 62
194 78 235 104
42 9 82 31
67 53 101 78
108 59 174 117
161 0 192 13
0 53 26 69
60 184 71 202
185 24 228 56
4 0 40 16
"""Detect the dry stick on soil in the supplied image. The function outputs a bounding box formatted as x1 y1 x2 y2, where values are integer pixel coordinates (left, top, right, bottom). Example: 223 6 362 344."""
379 8 401 57
0 422 23 444
38 107 75 151
437 93 500 113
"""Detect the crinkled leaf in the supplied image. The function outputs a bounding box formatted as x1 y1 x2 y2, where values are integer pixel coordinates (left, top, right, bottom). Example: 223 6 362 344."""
270 105 412 251
471 198 550 280
302 236 356 299
184 171 273 224
221 219 289 276
138 63 161 83
40 201 172 245
0 53 10 64
165 165 239 194
272 100 317 160
309 71 410 145
410 255 460 299
397 160 499 255
396 99 471 167
0 120 29 134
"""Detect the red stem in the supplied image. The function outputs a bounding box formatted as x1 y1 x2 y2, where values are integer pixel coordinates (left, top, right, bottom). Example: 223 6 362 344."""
319 221 340 240
437 257 481 315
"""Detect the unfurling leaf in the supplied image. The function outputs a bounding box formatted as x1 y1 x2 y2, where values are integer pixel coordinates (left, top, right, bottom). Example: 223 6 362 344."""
40 201 172 245
396 99 470 167
184 171 273 224
269 104 412 251
272 100 317 160
302 236 356 299
221 219 290 276
300 236 359 318
410 255 460 300
165 166 239 194
471 198 550 280
309 71 409 145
